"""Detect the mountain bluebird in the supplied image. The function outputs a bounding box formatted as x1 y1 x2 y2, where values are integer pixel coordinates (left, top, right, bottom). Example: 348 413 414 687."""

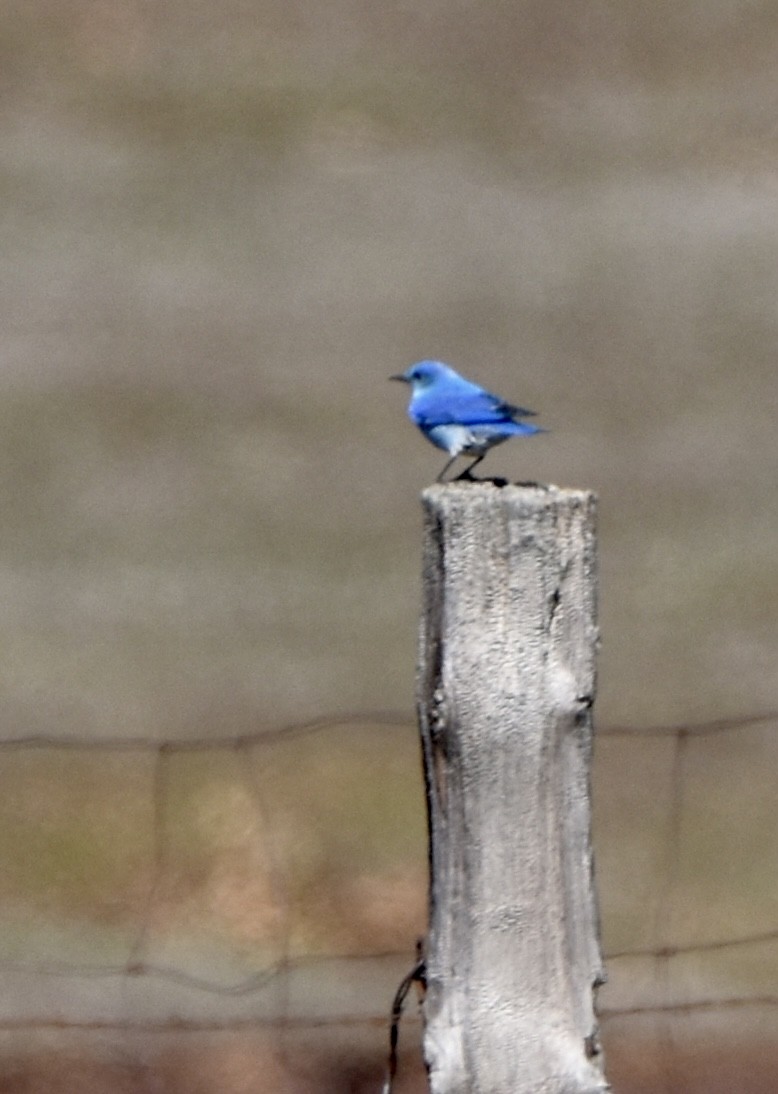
390 360 545 482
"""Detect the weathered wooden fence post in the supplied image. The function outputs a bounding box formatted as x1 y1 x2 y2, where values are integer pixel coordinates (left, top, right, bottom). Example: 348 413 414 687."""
418 482 608 1094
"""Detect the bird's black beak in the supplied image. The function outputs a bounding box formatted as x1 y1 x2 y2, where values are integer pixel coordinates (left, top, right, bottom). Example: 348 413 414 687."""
389 374 409 383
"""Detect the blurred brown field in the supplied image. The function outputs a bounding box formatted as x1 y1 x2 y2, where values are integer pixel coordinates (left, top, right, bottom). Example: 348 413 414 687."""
1 0 777 1089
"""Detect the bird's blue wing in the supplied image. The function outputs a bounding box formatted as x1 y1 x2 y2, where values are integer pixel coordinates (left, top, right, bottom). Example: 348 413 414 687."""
412 380 536 428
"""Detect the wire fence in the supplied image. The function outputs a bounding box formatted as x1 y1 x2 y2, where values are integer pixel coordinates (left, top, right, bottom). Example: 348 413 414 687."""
0 709 776 1090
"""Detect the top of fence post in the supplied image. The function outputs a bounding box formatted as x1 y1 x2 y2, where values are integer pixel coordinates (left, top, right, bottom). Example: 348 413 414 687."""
417 481 608 1094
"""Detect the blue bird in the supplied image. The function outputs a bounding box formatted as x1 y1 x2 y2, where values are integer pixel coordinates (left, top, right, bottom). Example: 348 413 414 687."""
390 360 545 482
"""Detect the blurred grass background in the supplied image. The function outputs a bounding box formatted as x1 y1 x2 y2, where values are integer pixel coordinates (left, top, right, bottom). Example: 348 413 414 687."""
1 0 777 1090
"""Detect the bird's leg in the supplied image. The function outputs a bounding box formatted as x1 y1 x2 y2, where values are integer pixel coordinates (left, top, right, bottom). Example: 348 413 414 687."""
455 453 486 481
436 455 459 482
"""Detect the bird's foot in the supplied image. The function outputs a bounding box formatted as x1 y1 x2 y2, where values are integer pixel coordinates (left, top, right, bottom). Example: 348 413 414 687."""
453 471 510 486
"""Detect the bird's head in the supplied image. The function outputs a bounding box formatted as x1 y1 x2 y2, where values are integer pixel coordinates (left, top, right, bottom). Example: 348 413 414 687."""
389 360 454 391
